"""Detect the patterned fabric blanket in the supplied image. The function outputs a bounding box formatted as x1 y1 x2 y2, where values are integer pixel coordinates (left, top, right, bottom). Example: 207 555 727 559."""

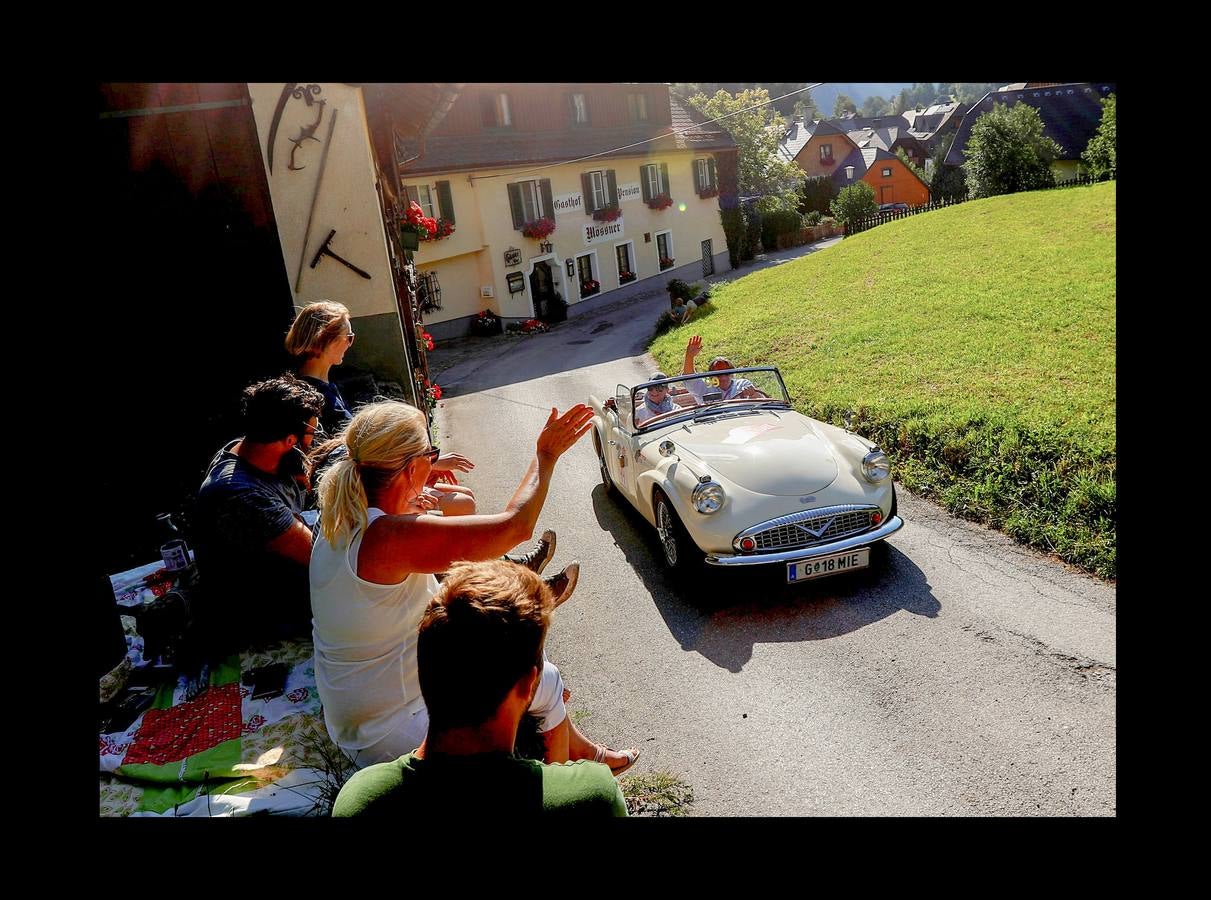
100 636 351 817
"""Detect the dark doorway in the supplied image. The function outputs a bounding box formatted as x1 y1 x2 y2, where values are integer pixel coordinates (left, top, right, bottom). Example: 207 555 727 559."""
92 83 296 574
530 260 563 322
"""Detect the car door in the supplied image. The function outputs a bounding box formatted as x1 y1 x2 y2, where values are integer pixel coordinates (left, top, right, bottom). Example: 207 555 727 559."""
608 384 639 500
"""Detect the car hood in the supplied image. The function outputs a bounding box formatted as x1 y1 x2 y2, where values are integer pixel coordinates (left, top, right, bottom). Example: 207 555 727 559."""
661 412 839 495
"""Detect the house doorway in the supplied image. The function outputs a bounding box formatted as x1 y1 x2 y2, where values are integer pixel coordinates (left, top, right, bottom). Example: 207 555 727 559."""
701 239 714 277
530 260 563 322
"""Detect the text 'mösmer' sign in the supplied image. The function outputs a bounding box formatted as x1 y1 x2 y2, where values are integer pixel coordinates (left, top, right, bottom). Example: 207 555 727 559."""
584 219 624 245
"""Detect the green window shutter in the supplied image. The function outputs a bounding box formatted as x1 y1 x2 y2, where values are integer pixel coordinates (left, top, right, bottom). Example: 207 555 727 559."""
659 163 670 198
640 166 652 202
606 169 618 209
693 160 702 192
436 181 454 223
581 172 594 213
507 182 524 229
707 157 717 189
539 179 554 219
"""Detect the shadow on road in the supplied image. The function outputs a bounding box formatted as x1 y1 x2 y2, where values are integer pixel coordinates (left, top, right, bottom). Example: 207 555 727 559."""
591 482 940 673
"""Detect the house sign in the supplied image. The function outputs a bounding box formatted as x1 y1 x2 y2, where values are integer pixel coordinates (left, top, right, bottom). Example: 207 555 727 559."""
584 218 624 245
553 192 584 217
504 247 522 267
617 182 642 203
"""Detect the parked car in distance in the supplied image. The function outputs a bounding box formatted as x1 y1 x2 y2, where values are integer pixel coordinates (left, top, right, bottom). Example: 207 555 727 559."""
879 202 910 213
588 368 903 584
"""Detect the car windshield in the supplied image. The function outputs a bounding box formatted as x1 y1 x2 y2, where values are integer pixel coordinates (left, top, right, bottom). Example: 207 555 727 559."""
630 367 792 430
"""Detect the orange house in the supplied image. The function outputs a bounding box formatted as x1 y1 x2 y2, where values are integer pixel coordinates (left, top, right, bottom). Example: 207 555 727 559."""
831 146 930 207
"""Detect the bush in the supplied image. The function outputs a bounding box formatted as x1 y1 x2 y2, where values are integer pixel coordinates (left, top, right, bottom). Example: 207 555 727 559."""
830 182 878 225
666 278 693 302
1082 94 1116 180
743 205 762 259
803 210 822 226
761 209 805 252
798 175 835 216
964 102 1061 198
719 207 746 268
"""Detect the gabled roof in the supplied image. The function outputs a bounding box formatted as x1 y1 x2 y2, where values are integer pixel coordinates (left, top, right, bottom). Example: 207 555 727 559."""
943 82 1115 166
778 119 814 161
398 94 735 176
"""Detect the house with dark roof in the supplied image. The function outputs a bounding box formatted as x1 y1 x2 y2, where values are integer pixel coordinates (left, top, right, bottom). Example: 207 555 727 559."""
844 123 929 171
944 82 1115 179
395 84 738 338
777 118 859 179
830 146 931 207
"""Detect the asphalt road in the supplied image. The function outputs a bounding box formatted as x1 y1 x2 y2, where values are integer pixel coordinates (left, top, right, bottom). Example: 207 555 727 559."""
429 249 1116 817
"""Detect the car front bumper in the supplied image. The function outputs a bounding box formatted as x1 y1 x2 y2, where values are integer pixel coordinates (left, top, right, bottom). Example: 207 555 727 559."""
703 515 904 567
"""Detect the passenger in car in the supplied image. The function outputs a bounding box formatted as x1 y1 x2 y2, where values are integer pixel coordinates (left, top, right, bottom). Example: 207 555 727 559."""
680 335 768 400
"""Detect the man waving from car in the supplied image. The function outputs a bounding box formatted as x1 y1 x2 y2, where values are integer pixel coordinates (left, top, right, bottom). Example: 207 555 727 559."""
681 335 768 401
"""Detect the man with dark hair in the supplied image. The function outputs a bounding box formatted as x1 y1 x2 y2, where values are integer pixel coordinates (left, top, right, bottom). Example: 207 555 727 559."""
332 560 627 817
192 374 326 652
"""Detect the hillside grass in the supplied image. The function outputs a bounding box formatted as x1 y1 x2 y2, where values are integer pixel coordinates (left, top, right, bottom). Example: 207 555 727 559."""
650 182 1116 578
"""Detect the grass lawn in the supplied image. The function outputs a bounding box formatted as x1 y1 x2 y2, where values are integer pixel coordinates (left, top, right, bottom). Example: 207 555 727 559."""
650 182 1116 578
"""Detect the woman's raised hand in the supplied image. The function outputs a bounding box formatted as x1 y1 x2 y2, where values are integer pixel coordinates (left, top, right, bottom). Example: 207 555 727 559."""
536 404 595 461
685 334 703 359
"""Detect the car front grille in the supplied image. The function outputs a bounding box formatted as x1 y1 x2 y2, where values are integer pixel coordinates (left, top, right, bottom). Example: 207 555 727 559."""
736 505 878 553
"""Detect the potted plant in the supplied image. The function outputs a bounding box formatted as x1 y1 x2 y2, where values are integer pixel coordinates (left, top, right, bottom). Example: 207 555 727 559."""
469 308 503 336
521 217 557 240
580 279 600 298
647 193 674 211
659 256 675 270
400 201 438 250
619 269 636 284
592 207 622 222
697 185 719 199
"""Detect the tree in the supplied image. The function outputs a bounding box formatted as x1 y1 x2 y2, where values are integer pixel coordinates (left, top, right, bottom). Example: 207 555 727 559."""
833 94 857 117
830 181 878 224
860 95 891 118
963 102 1062 198
792 92 818 122
928 133 967 203
1082 94 1116 179
688 88 805 210
895 147 927 185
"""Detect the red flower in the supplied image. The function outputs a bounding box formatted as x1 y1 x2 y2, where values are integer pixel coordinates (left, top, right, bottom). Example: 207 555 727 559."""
521 218 557 239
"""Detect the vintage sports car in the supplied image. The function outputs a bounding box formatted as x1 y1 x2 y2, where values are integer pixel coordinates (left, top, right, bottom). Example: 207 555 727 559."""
589 367 903 582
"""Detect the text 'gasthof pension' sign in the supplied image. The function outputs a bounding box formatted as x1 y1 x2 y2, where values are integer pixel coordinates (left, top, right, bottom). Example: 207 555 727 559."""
553 192 584 217
584 219 624 245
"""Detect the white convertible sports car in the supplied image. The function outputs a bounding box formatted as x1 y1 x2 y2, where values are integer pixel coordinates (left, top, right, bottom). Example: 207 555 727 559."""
589 367 903 582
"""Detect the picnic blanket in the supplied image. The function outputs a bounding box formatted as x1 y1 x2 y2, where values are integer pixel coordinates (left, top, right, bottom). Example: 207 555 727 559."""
99 638 351 817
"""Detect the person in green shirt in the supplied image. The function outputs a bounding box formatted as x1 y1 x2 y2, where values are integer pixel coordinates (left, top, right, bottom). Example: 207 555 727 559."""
332 559 628 817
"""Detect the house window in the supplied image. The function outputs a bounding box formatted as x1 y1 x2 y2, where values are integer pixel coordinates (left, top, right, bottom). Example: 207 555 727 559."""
656 231 674 270
571 93 589 125
576 252 599 297
616 242 636 283
694 158 718 194
642 164 665 198
481 91 512 128
820 143 833 163
628 93 648 122
882 168 893 177
515 181 544 221
590 171 608 211
405 184 436 219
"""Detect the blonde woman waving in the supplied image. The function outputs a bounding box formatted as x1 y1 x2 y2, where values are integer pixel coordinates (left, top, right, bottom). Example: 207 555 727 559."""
310 400 640 774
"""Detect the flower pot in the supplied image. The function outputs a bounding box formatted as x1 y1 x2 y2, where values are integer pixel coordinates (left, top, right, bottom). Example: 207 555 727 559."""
400 229 420 251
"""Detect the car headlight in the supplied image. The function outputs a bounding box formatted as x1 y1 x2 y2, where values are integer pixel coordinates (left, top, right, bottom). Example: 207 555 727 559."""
691 480 725 514
862 448 891 483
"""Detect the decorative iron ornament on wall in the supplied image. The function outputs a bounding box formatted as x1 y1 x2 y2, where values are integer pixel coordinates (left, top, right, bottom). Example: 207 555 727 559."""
265 83 326 173
418 271 442 314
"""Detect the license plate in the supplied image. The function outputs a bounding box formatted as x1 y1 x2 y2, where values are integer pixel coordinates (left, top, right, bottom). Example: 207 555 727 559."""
787 548 870 582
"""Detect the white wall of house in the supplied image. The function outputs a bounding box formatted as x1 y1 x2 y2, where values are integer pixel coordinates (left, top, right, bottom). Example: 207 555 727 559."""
406 151 729 335
248 83 397 321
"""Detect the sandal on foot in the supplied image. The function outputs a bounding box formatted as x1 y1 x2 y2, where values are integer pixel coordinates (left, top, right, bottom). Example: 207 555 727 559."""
593 744 641 777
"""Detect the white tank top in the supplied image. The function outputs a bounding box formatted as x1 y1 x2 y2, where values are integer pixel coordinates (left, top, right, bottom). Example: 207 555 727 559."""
310 508 440 757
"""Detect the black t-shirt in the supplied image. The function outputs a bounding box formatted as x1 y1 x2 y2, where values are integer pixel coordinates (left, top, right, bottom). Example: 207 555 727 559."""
298 375 352 436
193 441 310 651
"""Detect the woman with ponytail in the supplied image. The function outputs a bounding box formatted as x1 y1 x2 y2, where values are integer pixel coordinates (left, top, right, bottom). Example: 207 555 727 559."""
309 401 640 775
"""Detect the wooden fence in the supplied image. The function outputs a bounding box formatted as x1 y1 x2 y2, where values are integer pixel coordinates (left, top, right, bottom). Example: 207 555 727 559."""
844 172 1115 237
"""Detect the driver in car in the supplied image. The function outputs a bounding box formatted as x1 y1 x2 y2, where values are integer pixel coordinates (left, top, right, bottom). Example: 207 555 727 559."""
680 335 768 400
634 371 675 425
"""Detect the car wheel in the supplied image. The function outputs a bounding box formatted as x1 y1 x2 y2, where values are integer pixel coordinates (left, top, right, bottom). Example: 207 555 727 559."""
653 489 696 573
593 430 613 494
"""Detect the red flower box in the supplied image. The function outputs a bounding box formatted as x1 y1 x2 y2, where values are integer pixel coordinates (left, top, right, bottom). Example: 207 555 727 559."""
647 194 673 211
521 217 556 239
592 207 622 222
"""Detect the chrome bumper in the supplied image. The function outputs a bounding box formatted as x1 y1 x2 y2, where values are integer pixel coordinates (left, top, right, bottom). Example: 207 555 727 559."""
704 516 904 567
